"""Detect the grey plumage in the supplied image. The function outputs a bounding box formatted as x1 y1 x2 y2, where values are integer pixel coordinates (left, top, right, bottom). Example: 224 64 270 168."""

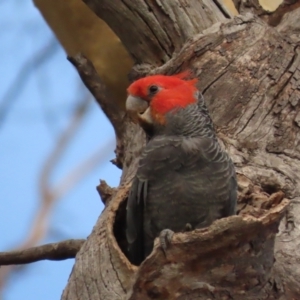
126 92 237 265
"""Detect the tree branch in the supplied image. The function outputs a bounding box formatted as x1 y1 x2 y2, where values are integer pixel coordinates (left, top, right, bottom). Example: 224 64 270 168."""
83 0 227 64
235 0 300 27
68 53 125 140
0 239 85 266
276 6 300 42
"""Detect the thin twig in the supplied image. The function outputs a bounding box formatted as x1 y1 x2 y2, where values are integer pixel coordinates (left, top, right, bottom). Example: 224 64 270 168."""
68 53 125 140
0 239 85 266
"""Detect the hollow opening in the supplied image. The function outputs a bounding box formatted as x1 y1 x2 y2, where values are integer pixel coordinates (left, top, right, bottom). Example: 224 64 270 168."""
236 176 285 218
113 197 129 259
113 177 286 266
260 182 280 195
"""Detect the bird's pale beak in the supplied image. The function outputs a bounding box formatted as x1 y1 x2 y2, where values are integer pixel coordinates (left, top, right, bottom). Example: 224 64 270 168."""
126 95 153 124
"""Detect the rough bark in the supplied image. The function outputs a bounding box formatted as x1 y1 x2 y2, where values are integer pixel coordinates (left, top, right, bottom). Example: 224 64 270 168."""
83 0 228 64
61 1 300 299
234 0 300 26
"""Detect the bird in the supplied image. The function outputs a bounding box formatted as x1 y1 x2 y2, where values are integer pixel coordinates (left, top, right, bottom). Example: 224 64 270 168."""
125 72 237 265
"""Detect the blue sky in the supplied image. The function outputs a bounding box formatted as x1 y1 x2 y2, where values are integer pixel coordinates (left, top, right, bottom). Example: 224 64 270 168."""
0 1 121 299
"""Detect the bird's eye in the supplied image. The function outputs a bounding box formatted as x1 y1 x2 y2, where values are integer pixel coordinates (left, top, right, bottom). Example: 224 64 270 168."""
148 85 159 95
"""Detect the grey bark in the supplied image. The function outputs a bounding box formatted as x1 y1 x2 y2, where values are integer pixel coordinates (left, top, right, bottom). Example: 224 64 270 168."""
62 1 300 299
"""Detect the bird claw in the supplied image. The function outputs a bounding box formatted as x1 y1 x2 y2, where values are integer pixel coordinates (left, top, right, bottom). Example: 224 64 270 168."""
159 229 174 255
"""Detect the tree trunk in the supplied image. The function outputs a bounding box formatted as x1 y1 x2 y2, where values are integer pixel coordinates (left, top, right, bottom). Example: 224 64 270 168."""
61 1 300 299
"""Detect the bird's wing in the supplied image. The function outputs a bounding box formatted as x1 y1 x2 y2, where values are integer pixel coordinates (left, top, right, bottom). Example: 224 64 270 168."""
126 135 237 264
126 136 181 264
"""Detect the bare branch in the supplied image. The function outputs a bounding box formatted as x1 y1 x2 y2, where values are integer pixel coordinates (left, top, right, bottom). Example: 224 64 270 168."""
0 240 85 266
235 0 300 27
83 0 227 64
68 54 125 139
276 6 300 41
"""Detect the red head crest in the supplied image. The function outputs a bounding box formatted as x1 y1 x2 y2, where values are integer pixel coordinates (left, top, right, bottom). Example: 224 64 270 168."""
127 72 198 124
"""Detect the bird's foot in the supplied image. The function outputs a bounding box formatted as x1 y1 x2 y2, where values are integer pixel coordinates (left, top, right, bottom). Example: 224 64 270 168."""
159 229 174 256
